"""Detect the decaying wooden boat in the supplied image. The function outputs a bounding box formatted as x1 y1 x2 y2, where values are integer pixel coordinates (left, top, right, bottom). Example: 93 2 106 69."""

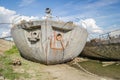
81 39 120 60
11 8 88 64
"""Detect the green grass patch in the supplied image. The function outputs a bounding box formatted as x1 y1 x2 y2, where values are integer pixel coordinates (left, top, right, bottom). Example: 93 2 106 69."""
5 45 19 55
0 45 29 80
69 60 120 80
0 55 21 80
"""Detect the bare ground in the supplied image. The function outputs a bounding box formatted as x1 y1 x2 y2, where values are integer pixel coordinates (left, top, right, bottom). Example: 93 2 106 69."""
0 39 114 80
43 64 114 80
0 39 14 54
11 54 114 80
12 59 114 80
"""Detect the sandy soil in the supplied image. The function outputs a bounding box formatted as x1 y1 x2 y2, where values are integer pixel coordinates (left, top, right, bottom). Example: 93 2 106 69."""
43 64 114 80
0 39 14 54
13 61 114 80
0 39 114 80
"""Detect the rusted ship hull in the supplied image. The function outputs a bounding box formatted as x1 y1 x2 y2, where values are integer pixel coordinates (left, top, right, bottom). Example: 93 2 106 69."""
11 20 88 64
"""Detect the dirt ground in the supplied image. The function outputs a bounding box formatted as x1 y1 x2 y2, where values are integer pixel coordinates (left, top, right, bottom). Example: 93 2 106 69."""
12 59 114 80
0 39 115 80
10 55 114 80
0 39 14 54
43 64 114 80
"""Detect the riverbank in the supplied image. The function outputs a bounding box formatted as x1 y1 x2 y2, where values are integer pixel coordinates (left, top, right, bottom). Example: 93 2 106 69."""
68 58 120 80
0 45 114 80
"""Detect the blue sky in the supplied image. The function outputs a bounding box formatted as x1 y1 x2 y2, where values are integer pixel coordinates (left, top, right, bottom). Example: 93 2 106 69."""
0 0 120 37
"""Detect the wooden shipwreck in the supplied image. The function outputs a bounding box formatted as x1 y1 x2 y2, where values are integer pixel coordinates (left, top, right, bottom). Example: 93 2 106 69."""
11 8 88 64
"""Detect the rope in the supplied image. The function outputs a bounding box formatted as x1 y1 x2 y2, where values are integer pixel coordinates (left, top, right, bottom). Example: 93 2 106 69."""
74 62 98 77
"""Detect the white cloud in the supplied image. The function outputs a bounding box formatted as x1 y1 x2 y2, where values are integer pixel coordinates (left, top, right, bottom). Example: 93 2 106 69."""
0 6 16 23
0 6 16 38
1 30 10 37
0 6 39 38
13 15 39 24
0 6 39 24
0 6 103 38
19 0 36 7
59 16 103 34
79 18 103 34
109 29 120 38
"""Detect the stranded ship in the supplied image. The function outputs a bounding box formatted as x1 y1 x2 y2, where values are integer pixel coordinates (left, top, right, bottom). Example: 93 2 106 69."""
11 8 88 64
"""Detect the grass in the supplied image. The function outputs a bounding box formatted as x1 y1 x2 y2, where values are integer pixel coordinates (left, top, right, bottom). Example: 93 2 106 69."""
0 45 29 80
69 60 120 80
5 45 19 55
0 45 53 80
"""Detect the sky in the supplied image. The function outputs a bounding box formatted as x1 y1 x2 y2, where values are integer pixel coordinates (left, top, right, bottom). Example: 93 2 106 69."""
0 0 120 38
